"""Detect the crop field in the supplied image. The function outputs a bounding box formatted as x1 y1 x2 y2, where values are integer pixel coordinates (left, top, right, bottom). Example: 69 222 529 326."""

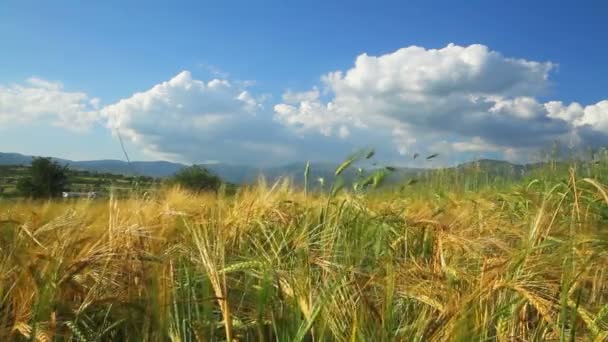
0 165 159 198
1 161 608 341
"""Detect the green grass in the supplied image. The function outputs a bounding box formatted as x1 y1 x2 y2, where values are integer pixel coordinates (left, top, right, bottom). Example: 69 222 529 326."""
0 165 160 197
1 157 608 341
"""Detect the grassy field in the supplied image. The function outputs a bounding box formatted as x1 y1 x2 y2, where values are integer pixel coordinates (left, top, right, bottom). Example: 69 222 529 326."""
1 160 608 341
0 165 160 198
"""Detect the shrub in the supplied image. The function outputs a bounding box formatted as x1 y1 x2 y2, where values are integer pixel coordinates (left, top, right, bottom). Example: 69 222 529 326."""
17 157 69 198
171 165 222 192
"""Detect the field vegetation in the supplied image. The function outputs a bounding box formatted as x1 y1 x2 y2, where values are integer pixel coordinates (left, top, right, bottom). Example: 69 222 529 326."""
1 151 608 340
0 164 158 198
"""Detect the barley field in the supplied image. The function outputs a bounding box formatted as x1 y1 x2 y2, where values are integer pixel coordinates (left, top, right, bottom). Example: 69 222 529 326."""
1 165 608 341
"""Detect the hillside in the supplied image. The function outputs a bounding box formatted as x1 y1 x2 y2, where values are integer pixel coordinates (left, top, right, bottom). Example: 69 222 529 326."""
3 152 550 189
0 152 424 185
0 153 186 177
0 164 158 197
454 158 529 177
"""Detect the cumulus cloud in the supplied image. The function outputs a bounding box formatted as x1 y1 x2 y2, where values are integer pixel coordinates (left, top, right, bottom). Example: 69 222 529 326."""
274 43 608 162
452 137 500 153
100 70 388 165
274 95 359 137
4 43 608 166
575 100 608 132
101 71 303 164
0 77 99 130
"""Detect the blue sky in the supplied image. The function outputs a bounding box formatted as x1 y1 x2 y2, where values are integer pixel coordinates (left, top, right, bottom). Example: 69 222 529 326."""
1 1 607 165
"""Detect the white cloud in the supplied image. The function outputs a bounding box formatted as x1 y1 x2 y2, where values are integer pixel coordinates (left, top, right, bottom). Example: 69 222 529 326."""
4 43 608 166
452 137 499 152
282 88 321 103
338 125 350 138
99 70 379 165
274 101 335 136
545 101 584 122
101 71 301 164
274 43 608 162
576 100 608 131
0 77 99 130
392 126 417 156
274 87 367 137
324 43 553 99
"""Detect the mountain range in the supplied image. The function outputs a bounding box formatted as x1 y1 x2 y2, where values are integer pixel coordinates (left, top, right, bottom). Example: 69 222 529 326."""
0 152 529 185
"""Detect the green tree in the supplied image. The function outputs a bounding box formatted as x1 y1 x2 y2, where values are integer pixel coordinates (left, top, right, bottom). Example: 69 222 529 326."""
171 165 222 192
17 157 69 198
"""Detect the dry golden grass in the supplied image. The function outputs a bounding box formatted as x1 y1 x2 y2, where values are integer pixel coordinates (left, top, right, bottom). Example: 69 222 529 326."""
1 171 608 341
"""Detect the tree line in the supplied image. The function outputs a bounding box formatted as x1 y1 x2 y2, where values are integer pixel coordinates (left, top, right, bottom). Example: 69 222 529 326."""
14 157 224 199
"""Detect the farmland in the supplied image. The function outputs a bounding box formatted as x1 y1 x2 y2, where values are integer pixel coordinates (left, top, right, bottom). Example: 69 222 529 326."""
1 158 608 341
0 165 159 198
3 1 608 340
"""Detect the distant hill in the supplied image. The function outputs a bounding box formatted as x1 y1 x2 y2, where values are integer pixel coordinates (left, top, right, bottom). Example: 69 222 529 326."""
0 152 34 165
0 152 425 185
0 152 187 178
0 152 296 183
258 161 425 187
70 160 186 178
0 152 531 185
454 159 529 177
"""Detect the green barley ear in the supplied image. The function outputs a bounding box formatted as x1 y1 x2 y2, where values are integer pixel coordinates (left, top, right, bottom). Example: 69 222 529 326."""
371 169 387 188
336 148 370 176
65 321 90 342
365 149 375 159
335 156 355 176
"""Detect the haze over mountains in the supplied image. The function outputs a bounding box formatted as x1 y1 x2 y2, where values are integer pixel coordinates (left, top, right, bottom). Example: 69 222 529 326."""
0 151 531 185
0 152 239 180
